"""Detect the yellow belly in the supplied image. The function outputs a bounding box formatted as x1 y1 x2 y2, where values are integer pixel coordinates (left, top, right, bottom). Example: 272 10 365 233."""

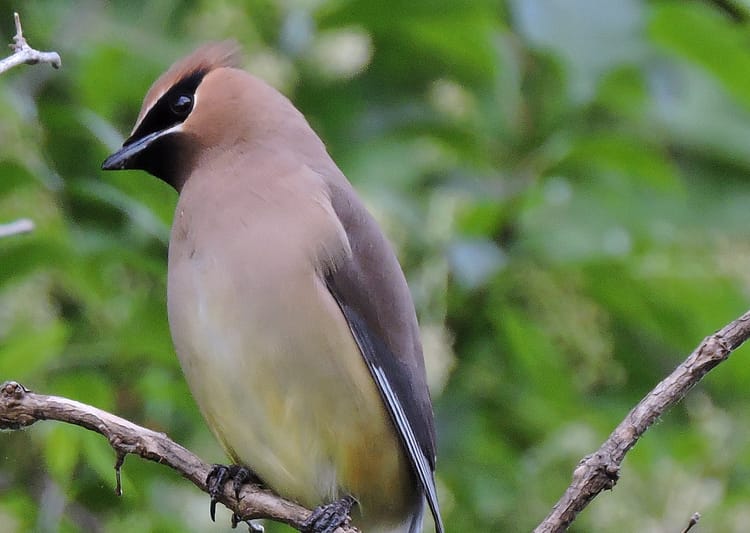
166 244 416 528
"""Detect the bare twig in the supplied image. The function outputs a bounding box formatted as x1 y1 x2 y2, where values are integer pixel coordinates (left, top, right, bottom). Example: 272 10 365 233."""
0 12 61 75
0 218 34 238
0 12 56 239
534 309 750 532
0 381 359 533
681 512 701 533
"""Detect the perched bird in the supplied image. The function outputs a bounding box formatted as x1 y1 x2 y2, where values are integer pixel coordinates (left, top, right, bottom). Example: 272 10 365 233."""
102 42 443 533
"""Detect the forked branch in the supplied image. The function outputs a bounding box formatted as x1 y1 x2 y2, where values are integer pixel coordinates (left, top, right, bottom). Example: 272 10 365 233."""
0 12 61 75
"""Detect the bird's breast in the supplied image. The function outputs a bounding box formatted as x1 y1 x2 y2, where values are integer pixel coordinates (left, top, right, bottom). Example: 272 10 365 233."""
165 185 416 528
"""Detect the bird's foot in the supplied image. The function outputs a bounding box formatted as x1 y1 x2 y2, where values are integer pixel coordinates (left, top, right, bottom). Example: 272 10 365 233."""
302 495 357 533
206 464 263 524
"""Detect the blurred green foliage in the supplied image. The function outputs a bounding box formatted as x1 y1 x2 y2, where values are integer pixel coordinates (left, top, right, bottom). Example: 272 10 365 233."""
2 0 750 531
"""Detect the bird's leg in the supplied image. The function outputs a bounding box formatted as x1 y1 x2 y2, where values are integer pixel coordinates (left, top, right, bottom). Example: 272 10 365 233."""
206 464 263 524
302 495 357 533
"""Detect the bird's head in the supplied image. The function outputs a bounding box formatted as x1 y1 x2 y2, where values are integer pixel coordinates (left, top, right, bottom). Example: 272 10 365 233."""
102 41 303 191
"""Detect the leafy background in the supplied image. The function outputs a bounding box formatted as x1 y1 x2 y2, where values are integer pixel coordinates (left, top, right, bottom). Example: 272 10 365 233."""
2 0 750 531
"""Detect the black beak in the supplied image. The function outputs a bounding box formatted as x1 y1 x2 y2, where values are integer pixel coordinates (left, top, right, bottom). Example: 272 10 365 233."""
102 128 173 171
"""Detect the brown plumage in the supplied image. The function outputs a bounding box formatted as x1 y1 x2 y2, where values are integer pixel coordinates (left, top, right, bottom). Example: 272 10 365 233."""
103 42 443 533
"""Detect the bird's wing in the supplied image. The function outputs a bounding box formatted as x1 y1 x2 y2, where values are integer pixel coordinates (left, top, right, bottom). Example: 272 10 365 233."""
324 180 444 533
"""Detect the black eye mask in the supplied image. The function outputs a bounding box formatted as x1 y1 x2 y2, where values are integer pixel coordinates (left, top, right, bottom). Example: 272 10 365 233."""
124 69 205 147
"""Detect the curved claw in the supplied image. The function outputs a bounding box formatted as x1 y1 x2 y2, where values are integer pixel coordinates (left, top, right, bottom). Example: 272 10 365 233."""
206 464 231 522
302 495 357 533
206 464 262 522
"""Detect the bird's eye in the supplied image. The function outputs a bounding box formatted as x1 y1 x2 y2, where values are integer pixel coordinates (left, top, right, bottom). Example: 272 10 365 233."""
170 94 193 117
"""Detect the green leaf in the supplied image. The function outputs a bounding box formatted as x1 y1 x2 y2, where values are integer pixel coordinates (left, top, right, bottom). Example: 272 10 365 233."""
0 321 71 382
650 2 750 111
566 133 680 189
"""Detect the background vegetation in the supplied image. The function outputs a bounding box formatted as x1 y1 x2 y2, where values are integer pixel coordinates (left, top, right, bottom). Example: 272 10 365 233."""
3 0 750 531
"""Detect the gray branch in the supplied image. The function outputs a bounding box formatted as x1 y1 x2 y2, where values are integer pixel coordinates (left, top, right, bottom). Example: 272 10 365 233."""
0 12 61 75
0 218 34 238
0 381 359 533
0 12 59 238
534 309 750 532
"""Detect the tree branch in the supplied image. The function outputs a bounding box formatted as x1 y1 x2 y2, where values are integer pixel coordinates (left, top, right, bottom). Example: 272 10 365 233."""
534 309 750 532
681 512 701 533
0 11 58 239
0 381 359 533
0 12 61 75
0 218 34 238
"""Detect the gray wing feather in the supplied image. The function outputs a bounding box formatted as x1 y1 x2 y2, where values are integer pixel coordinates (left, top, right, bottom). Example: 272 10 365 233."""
323 177 443 533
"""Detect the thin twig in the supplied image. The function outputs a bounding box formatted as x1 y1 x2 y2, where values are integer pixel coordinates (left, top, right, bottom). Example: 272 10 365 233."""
681 512 701 533
0 218 34 238
0 12 61 75
0 12 55 241
534 309 750 532
0 381 359 533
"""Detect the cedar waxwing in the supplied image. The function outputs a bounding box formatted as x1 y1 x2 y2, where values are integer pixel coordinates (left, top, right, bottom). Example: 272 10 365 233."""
102 42 443 533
